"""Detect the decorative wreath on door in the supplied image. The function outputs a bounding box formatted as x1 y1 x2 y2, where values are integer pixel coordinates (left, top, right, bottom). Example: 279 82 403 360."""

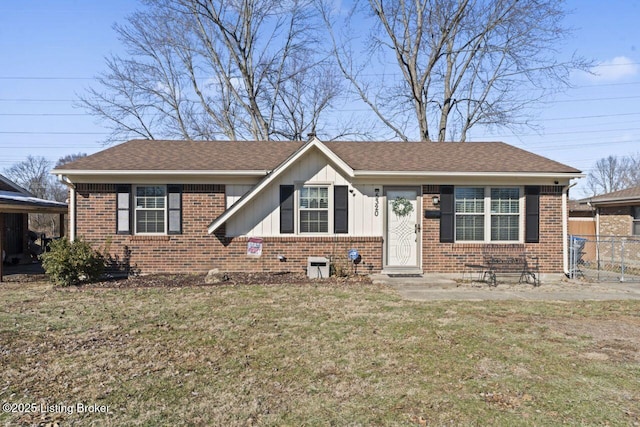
391 196 414 217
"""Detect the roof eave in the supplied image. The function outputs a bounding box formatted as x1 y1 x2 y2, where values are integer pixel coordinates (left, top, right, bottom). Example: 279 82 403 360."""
353 171 585 179
589 197 640 206
51 169 271 177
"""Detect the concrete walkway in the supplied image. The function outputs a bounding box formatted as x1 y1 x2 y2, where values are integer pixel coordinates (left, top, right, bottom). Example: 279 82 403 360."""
371 273 640 301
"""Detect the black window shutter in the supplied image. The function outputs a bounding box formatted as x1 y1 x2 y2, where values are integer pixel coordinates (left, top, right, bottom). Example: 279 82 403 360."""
440 186 455 243
280 185 295 234
334 186 348 234
116 184 132 235
525 186 540 243
167 184 182 235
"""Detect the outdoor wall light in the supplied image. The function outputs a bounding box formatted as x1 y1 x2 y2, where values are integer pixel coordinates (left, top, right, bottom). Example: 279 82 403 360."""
432 195 440 206
277 255 287 262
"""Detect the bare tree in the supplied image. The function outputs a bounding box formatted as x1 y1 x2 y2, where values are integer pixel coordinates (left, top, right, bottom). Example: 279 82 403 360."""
79 0 346 143
586 155 632 196
320 0 590 142
586 153 640 196
4 156 57 200
55 153 88 169
3 156 68 236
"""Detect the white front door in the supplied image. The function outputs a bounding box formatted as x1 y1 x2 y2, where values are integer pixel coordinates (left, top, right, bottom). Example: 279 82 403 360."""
386 188 420 268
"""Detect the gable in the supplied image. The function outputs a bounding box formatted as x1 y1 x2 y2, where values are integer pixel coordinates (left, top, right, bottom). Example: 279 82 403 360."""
208 138 355 234
225 146 355 237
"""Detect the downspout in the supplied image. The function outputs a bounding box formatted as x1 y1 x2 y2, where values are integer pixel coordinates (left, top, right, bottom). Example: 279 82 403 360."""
57 175 76 241
562 182 578 276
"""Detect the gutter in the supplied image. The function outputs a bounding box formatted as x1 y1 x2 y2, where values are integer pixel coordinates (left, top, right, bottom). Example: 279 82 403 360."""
56 175 76 241
354 170 585 179
50 169 271 177
563 181 578 276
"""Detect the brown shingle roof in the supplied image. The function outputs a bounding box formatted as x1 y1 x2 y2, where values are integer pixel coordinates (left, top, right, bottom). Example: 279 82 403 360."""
588 185 640 205
55 140 304 171
324 141 579 173
54 139 580 174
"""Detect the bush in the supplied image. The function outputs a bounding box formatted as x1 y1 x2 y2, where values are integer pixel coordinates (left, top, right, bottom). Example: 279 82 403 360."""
41 238 105 286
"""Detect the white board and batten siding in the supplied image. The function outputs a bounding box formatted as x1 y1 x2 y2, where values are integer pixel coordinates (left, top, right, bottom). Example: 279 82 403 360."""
225 148 384 237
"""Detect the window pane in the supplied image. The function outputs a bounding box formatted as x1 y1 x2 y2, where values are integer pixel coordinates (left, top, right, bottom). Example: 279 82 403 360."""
319 187 328 208
491 215 519 241
136 210 165 233
300 210 328 233
455 188 484 241
491 188 519 213
455 188 484 213
300 186 329 210
634 207 640 220
136 186 165 197
136 186 166 209
456 214 484 241
490 188 519 241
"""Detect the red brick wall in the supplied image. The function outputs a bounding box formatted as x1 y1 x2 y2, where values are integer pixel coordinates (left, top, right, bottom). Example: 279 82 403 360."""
75 184 383 274
421 185 565 273
74 183 566 275
215 236 382 274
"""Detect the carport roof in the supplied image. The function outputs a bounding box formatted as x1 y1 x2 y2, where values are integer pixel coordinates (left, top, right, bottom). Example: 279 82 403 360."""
0 191 68 214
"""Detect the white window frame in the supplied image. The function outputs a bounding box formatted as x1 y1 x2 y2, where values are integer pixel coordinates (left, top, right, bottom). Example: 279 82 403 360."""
134 185 167 235
297 183 333 234
633 206 640 236
455 186 523 243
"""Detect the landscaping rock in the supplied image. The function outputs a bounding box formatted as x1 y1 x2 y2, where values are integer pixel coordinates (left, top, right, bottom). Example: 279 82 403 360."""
205 268 227 284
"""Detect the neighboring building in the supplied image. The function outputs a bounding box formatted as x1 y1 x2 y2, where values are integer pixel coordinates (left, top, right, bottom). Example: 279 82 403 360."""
568 199 596 237
582 186 640 237
51 137 582 277
0 174 68 281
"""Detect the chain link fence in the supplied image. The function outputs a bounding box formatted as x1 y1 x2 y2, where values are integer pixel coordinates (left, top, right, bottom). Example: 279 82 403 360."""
569 235 640 282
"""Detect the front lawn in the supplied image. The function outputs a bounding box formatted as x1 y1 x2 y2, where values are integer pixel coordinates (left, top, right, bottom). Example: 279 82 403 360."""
1 279 639 425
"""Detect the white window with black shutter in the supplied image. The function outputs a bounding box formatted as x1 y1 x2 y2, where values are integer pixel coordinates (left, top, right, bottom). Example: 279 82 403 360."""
279 184 349 235
440 186 528 243
117 184 182 235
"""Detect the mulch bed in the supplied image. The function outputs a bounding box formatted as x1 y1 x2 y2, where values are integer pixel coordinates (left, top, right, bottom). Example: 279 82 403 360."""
56 271 373 289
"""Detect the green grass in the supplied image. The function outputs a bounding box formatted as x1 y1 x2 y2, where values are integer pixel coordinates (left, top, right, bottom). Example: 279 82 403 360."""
1 281 639 426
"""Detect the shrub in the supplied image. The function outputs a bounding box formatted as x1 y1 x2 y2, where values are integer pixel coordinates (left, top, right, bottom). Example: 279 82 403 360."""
41 238 105 286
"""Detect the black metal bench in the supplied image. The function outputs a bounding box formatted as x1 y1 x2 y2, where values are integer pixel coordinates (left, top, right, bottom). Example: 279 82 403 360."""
464 248 540 287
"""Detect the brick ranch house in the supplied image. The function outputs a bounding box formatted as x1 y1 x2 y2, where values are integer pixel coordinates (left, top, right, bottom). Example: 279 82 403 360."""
51 137 582 277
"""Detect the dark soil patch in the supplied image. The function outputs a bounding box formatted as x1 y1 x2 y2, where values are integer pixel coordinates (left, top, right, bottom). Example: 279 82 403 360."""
74 271 372 289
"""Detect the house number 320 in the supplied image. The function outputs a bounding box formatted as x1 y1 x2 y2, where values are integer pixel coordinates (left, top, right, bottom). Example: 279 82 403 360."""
374 188 380 216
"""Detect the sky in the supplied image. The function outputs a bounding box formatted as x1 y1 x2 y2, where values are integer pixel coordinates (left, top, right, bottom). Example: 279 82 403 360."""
1 0 639 199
